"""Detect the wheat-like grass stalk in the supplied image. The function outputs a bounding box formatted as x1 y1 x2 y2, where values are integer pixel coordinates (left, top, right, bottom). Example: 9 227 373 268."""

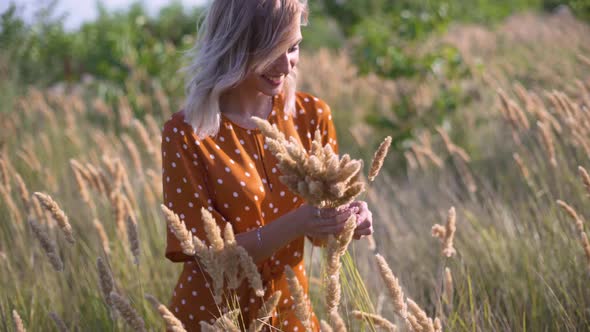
374 254 407 319
49 312 69 332
33 192 75 244
285 265 312 331
0 184 23 225
536 121 557 168
329 310 347 332
513 153 531 183
161 204 195 256
28 217 63 271
578 166 590 197
556 200 590 270
121 134 143 176
97 257 116 309
126 214 140 265
93 219 111 255
145 294 187 332
248 290 282 332
351 310 397 332
109 292 147 332
13 172 31 213
12 310 26 332
431 207 457 257
407 299 435 332
200 309 241 332
368 136 392 182
0 158 12 192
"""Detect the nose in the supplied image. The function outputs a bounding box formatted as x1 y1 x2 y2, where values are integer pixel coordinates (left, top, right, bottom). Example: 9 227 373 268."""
273 52 292 75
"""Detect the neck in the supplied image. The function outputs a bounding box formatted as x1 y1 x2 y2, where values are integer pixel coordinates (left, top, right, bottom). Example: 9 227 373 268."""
220 87 272 119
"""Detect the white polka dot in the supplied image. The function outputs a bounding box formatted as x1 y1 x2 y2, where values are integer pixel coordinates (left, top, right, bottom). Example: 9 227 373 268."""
177 188 182 193
304 98 309 102
230 159 235 164
179 283 183 288
283 321 289 326
283 299 288 304
191 227 196 233
166 176 170 183
189 314 194 320
254 195 258 201
272 167 277 173
171 162 176 168
193 161 198 166
188 276 192 281
274 208 279 213
262 179 267 184
239 139 245 145
249 163 255 169
260 186 264 192
165 136 170 142
208 206 213 211
225 167 231 173
235 149 241 154
219 136 225 142
199 185 203 190
280 191 285 197
293 197 298 202
284 115 288 121
182 177 187 183
245 172 251 177
263 144 268 150
318 108 323 114
223 203 229 208
250 298 255 303
209 154 215 159
195 140 200 145
233 192 238 197
180 213 185 219
194 192 200 198
217 179 223 184
240 181 246 187
182 144 187 150
192 291 197 296
181 299 186 305
294 327 299 331
188 202 194 208
168 202 173 208
200 306 205 311
236 217 241 222
245 206 250 211
175 307 179 312
180 130 185 135
256 220 261 225
253 153 258 160
215 144 220 150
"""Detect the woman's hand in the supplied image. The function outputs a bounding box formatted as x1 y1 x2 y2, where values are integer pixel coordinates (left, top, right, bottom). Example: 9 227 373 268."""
349 200 373 240
297 203 354 239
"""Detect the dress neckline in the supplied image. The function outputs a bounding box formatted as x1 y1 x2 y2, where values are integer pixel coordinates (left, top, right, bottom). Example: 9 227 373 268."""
220 94 282 132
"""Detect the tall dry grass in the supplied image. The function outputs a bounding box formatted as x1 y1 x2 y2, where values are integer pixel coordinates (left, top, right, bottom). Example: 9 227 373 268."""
0 10 590 332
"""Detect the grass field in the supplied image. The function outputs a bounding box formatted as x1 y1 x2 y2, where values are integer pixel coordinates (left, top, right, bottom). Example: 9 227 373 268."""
1 10 590 331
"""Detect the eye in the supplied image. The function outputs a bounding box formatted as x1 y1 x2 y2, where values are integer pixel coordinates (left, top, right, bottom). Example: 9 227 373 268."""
288 44 300 53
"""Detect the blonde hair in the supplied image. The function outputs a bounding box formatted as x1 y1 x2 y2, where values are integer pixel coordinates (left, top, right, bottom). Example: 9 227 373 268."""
182 0 309 139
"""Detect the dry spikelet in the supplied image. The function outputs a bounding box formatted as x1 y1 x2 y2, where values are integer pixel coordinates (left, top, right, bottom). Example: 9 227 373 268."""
578 166 590 197
285 265 312 331
513 153 530 182
12 310 26 332
161 204 195 255
351 310 397 332
536 121 557 168
433 317 442 332
556 200 584 233
320 320 334 332
0 184 22 225
329 310 347 332
34 192 75 244
69 159 93 208
109 292 147 332
145 294 187 332
0 158 11 191
368 136 392 182
28 217 63 271
248 290 282 332
13 172 31 212
375 254 407 319
93 219 111 255
201 207 224 251
407 299 435 332
97 257 116 308
236 246 265 297
121 134 143 176
432 207 457 257
126 215 140 265
49 312 69 332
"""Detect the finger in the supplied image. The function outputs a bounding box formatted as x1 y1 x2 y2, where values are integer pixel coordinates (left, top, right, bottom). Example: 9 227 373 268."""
317 223 348 235
354 227 373 237
355 219 371 230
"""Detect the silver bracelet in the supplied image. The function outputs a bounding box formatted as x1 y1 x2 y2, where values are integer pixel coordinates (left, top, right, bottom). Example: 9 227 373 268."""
256 228 262 248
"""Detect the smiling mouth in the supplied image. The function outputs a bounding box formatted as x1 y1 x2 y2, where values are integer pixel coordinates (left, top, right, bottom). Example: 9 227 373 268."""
262 74 284 85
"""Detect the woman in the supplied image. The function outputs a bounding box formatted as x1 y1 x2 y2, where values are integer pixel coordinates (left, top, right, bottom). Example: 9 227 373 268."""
161 0 373 330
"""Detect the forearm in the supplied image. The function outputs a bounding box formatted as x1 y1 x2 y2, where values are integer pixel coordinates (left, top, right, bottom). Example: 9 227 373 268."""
235 209 305 263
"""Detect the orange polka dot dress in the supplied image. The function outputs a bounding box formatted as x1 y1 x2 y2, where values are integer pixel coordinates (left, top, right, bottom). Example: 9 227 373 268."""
161 91 339 331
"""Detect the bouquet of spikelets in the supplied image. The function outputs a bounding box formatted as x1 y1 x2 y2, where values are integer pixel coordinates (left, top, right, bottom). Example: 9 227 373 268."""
253 116 392 330
252 117 365 209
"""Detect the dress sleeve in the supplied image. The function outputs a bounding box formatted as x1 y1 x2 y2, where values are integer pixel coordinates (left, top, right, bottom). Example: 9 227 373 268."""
161 119 227 262
315 99 339 155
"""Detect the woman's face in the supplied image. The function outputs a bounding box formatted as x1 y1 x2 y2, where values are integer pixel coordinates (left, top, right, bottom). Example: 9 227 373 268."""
240 25 302 97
